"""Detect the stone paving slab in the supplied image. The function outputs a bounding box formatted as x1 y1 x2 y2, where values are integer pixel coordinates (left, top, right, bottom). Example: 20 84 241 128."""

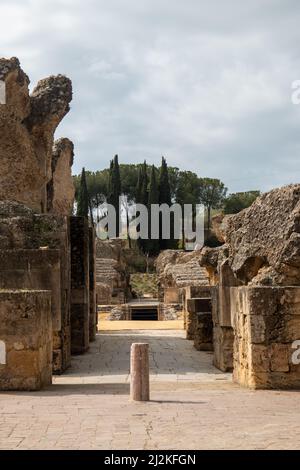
0 329 300 449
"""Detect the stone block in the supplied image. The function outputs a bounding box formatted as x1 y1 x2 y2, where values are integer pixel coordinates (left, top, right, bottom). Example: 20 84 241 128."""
0 249 61 329
213 325 234 372
193 312 213 351
0 290 52 391
231 286 300 389
164 287 181 304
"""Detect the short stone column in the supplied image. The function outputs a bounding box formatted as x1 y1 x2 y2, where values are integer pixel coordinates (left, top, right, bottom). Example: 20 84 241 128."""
130 343 150 401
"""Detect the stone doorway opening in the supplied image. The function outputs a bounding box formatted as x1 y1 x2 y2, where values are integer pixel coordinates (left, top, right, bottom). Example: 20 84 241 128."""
131 305 158 321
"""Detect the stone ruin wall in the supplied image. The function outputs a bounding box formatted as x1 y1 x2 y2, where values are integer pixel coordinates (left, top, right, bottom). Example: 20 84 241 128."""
95 238 130 307
0 57 97 390
200 184 300 388
156 250 213 346
155 185 300 389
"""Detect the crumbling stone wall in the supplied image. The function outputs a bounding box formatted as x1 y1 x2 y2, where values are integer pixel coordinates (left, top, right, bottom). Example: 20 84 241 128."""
200 185 300 386
47 138 75 216
0 202 71 374
231 286 300 389
0 57 72 213
96 239 130 305
0 290 52 391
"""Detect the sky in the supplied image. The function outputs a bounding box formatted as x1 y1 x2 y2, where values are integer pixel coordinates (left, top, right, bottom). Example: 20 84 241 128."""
1 0 300 193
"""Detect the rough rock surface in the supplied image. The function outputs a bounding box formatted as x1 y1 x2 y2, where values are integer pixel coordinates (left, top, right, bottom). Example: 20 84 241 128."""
95 239 129 305
0 57 72 212
223 185 300 286
156 250 209 288
47 138 75 215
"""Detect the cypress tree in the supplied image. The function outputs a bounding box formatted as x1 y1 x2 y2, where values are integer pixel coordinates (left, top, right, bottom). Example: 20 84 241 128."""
136 167 142 204
107 155 121 237
141 160 148 206
158 157 173 250
135 161 149 252
148 165 160 255
76 167 89 217
158 157 171 205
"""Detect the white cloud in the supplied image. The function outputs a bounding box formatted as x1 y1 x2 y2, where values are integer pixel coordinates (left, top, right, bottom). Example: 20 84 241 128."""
1 0 300 192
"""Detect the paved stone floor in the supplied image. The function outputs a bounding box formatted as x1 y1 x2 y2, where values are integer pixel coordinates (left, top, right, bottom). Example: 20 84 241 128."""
0 329 300 450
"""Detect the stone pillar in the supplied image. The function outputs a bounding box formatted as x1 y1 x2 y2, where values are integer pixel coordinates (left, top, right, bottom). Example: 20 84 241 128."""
130 343 150 401
194 313 213 351
231 286 300 389
89 227 97 342
184 285 211 332
70 216 90 354
0 249 63 374
186 297 213 350
212 261 240 372
36 214 71 375
0 290 52 391
0 205 71 375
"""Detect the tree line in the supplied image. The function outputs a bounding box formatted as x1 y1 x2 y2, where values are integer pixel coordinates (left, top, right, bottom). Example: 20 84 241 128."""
75 156 259 253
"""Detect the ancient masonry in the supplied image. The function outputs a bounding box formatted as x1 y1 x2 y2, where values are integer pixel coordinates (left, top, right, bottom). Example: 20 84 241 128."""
157 186 300 389
0 57 97 390
1 56 300 392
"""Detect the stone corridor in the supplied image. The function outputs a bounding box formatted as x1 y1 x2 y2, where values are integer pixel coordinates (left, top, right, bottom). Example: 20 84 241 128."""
0 329 300 450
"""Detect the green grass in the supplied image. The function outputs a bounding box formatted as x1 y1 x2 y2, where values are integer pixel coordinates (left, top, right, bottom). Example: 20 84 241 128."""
130 273 158 298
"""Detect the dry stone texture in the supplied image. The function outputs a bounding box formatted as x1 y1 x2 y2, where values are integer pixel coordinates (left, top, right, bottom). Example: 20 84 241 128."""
224 184 300 286
0 57 73 212
47 138 75 215
0 290 52 391
231 286 300 389
0 201 71 374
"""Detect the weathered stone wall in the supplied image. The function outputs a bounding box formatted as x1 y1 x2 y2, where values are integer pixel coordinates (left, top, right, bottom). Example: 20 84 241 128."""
164 287 181 304
193 313 213 351
183 285 211 330
0 290 52 391
211 261 241 372
186 297 212 342
224 184 300 286
156 250 209 289
89 227 97 342
0 57 72 213
47 138 75 216
0 202 71 374
70 216 89 354
231 286 300 389
95 238 130 305
0 249 61 328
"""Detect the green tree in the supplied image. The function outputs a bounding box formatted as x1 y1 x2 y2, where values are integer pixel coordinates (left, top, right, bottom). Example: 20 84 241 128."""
107 155 122 237
199 178 227 232
158 157 174 250
223 191 260 214
175 170 200 246
147 165 160 255
76 167 89 217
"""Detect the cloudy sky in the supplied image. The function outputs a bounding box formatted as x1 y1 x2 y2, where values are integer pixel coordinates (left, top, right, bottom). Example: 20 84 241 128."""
1 0 300 193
